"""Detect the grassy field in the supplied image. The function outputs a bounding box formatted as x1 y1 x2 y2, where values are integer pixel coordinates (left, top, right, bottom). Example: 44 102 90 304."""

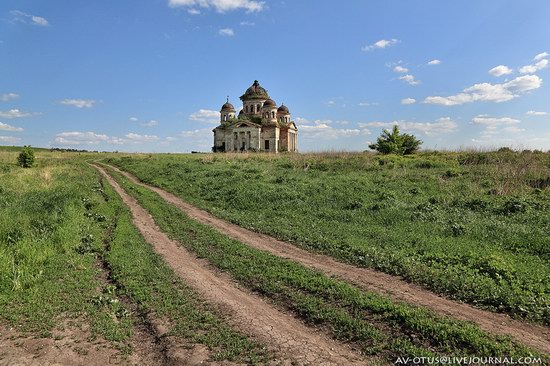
0 148 268 363
104 163 540 361
107 151 550 325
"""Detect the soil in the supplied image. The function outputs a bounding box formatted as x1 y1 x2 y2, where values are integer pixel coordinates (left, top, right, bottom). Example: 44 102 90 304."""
105 163 550 354
94 164 368 365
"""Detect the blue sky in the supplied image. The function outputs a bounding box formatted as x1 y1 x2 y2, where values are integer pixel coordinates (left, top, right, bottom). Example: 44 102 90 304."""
1 0 549 152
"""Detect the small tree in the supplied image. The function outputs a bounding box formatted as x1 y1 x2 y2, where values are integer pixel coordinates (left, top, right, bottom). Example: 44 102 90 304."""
368 125 422 155
17 146 35 168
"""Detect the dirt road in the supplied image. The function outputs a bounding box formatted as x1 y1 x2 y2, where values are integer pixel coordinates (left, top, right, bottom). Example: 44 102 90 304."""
103 163 550 354
94 164 367 365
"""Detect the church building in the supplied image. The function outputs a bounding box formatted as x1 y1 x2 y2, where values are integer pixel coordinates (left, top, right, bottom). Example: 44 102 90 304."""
212 80 298 152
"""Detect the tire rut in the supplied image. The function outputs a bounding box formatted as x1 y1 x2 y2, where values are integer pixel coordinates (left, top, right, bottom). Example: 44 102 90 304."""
103 163 550 354
93 164 367 365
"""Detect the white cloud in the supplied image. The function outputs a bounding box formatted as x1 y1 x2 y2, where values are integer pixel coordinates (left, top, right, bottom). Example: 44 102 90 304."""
129 117 138 121
187 8 201 15
364 117 458 136
179 129 211 138
59 99 97 108
519 59 548 74
393 65 409 73
489 65 513 77
424 75 542 106
240 21 255 26
534 52 549 62
0 93 19 102
10 10 49 26
502 126 525 133
399 74 420 86
0 122 24 132
401 98 416 105
0 109 36 119
427 59 441 66
358 102 379 107
168 0 264 13
472 115 520 126
54 131 111 145
526 110 548 116
362 39 399 52
125 133 160 142
0 135 21 143
296 118 370 139
189 109 220 123
141 120 159 127
218 28 234 36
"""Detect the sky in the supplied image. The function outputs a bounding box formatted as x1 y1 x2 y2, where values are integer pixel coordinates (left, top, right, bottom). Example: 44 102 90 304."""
1 0 549 152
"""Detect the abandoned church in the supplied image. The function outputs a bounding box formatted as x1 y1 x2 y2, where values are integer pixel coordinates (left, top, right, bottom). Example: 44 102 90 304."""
212 80 298 152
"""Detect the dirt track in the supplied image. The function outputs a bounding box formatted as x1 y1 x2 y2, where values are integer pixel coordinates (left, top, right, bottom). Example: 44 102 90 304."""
103 163 550 354
94 164 367 365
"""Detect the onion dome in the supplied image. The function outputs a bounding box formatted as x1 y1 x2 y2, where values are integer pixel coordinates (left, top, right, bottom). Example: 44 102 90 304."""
221 101 236 112
240 80 270 101
277 104 289 114
263 98 276 108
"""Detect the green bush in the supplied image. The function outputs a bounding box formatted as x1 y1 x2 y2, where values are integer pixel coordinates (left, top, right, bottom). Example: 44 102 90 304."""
369 126 422 155
17 146 35 168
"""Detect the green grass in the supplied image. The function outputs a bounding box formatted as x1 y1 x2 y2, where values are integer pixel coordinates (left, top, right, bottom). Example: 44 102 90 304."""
0 149 269 363
107 151 550 325
104 164 542 362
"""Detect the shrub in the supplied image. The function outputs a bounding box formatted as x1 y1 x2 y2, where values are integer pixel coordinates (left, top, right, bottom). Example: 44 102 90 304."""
369 126 422 155
17 146 35 168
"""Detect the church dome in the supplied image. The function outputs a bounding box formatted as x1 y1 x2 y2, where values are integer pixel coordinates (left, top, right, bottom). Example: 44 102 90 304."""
240 80 269 101
263 98 276 108
277 104 290 114
221 102 236 112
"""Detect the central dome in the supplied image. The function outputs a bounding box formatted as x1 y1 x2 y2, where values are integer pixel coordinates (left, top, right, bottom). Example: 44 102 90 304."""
240 80 269 101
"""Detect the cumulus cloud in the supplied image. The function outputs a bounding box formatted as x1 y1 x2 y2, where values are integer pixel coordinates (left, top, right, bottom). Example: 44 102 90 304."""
125 133 160 142
129 117 138 122
362 39 399 52
472 115 520 126
424 75 542 106
534 52 549 62
399 74 420 86
0 93 19 102
0 109 37 119
218 28 234 36
296 118 370 139
489 65 513 77
519 59 548 74
59 99 97 108
401 98 416 105
0 136 21 143
168 0 264 13
10 10 49 26
427 59 441 66
189 109 220 123
0 122 24 132
363 117 458 136
187 8 201 15
526 110 548 116
54 131 111 145
393 66 408 73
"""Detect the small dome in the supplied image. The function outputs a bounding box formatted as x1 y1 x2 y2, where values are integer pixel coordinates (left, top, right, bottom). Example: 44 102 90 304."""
277 104 290 114
263 98 276 108
221 102 236 112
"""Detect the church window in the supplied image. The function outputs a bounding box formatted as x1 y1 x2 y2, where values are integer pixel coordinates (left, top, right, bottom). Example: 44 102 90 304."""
271 111 275 118
265 140 270 150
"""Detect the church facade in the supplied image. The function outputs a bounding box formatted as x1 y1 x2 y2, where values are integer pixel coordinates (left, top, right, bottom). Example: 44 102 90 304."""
212 80 298 152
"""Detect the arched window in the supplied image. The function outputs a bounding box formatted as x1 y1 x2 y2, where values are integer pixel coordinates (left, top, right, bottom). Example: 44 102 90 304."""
223 115 227 121
271 111 275 119
256 104 260 113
